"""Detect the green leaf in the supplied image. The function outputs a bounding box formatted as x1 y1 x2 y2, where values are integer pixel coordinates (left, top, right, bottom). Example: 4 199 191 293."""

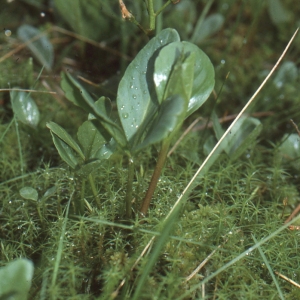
61 73 120 130
193 13 224 43
273 61 298 88
154 41 215 118
46 122 85 160
93 138 116 159
268 0 291 25
76 160 103 177
279 134 300 170
49 131 79 169
212 115 262 159
10 90 40 127
19 187 38 201
203 135 217 157
154 42 196 105
77 120 106 159
91 98 127 148
41 186 57 201
211 110 224 141
54 0 112 41
17 25 53 71
229 118 262 161
61 72 94 114
117 28 180 144
134 95 186 152
0 259 33 300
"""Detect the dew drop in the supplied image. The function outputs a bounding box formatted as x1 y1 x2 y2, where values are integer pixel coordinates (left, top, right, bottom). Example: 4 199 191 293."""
5 29 11 37
130 85 134 89
120 105 125 110
122 113 129 119
40 12 45 17
221 59 225 64
133 95 137 99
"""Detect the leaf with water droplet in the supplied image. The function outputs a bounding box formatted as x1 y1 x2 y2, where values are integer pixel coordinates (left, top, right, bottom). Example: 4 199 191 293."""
10 90 40 127
154 41 215 117
134 95 186 152
117 28 180 147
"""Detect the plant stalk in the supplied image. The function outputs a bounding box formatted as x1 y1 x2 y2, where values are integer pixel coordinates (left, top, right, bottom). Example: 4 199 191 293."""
78 178 85 215
88 173 101 209
148 0 156 33
125 157 135 218
140 140 170 217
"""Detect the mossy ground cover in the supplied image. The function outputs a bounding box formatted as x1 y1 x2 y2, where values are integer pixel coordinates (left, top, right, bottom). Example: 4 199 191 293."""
1 1 300 299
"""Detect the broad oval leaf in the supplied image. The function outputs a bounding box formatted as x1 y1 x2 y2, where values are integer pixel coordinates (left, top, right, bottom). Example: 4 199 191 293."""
17 25 53 71
19 187 38 201
117 28 180 144
154 41 215 118
10 90 40 127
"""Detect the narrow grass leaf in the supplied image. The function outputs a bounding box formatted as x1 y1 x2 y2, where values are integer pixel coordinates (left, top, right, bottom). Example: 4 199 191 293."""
51 190 73 289
252 235 285 300
131 203 181 300
178 214 300 299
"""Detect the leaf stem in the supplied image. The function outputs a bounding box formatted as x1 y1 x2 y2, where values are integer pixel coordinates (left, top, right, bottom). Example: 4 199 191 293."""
140 140 170 217
125 157 135 218
155 0 172 17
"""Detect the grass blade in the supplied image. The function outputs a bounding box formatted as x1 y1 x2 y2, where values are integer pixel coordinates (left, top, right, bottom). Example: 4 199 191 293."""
252 235 285 300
